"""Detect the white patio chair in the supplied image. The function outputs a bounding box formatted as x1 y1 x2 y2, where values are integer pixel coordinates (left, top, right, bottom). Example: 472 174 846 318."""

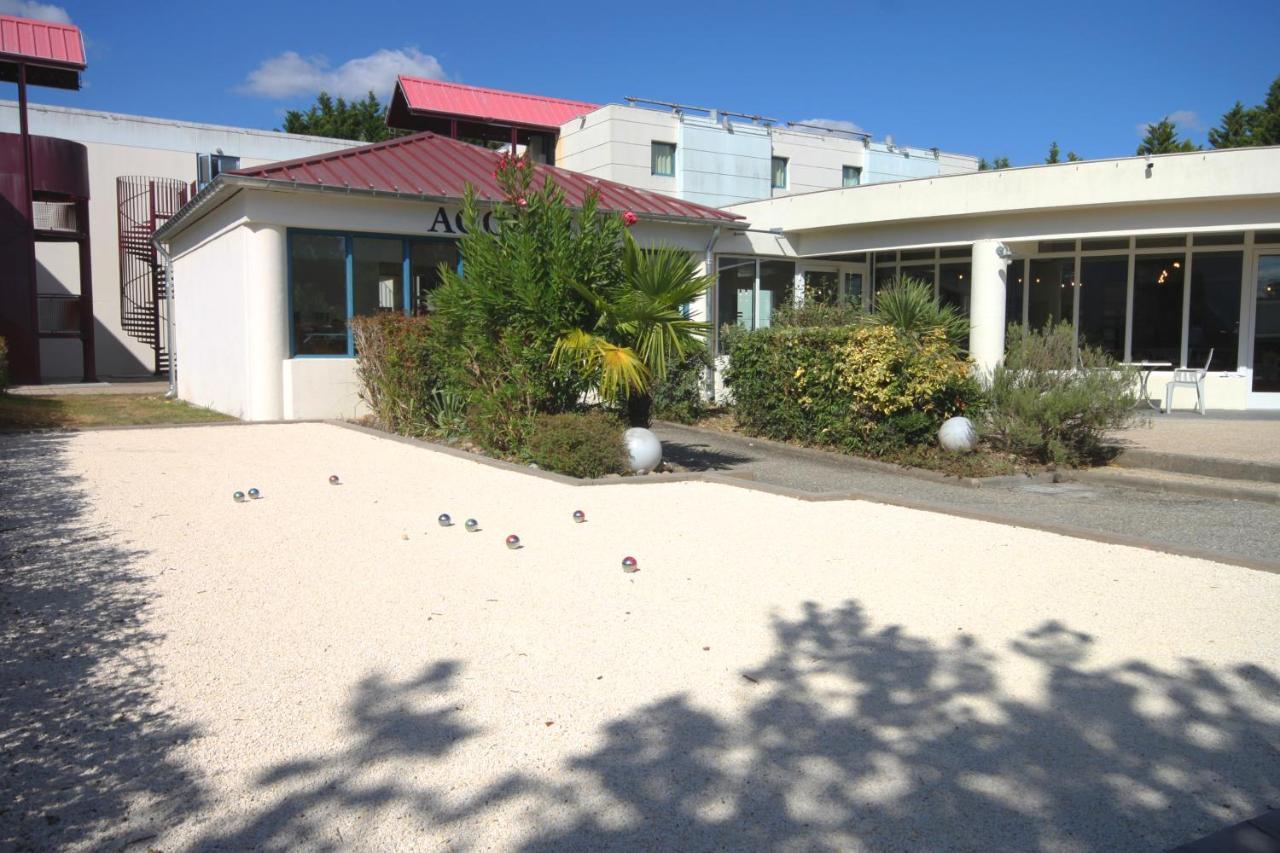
1164 348 1213 415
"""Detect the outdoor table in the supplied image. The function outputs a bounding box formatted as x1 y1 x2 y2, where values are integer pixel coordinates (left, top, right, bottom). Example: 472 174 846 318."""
1120 361 1173 411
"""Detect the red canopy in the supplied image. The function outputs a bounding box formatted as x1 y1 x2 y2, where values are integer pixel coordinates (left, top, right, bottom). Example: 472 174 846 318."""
0 14 86 90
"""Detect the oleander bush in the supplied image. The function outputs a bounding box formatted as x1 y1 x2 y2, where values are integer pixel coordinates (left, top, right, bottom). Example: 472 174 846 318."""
725 324 980 456
524 411 628 478
352 314 458 435
0 336 9 394
984 322 1139 466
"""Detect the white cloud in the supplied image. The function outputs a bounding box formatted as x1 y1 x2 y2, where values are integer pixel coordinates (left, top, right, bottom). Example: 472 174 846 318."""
793 117 868 136
1135 109 1203 136
0 0 72 23
239 47 445 100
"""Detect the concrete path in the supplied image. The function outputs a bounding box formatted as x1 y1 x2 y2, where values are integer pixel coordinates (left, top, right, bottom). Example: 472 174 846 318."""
653 422 1280 569
9 379 167 396
1111 411 1280 466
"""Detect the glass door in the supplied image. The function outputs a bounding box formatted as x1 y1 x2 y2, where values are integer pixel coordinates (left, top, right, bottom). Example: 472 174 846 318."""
1251 254 1280 400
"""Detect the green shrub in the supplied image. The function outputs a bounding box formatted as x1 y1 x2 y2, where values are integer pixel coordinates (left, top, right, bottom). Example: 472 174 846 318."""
985 322 1139 466
651 344 713 423
869 277 969 350
771 301 863 329
0 336 9 394
352 314 459 435
725 324 981 456
524 411 627 478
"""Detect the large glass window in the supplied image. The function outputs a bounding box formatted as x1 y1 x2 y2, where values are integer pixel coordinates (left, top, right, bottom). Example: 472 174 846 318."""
802 269 840 306
410 239 457 314
1188 252 1242 369
290 233 348 355
844 271 864 307
352 237 404 318
938 263 971 313
1006 260 1025 327
1078 256 1128 358
1131 254 1184 363
899 264 935 289
758 260 794 327
1027 257 1075 330
717 256 756 334
1255 255 1280 391
651 142 675 177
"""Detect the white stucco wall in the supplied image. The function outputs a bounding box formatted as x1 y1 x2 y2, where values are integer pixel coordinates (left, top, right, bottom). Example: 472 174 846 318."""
0 101 357 380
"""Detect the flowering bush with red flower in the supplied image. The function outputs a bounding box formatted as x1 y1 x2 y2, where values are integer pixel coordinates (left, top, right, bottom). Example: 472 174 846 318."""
621 210 638 227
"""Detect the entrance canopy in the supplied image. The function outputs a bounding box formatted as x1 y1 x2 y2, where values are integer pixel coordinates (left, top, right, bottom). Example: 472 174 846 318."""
0 14 86 90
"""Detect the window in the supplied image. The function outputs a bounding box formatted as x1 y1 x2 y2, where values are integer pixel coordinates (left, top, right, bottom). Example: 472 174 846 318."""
289 233 348 355
714 256 797 347
197 153 240 190
1131 254 1184 363
1188 252 1242 368
1078 256 1128 359
802 270 840 306
841 165 861 187
757 260 794 327
1027 257 1075 330
771 157 788 189
938 263 971 314
289 230 458 356
651 142 675 177
37 295 81 334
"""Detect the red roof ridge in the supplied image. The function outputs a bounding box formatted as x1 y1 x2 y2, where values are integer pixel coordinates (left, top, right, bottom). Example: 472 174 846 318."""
227 132 741 224
396 75 596 110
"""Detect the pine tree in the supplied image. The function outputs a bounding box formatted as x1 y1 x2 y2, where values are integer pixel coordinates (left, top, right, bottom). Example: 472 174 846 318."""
1066 151 1082 162
1208 101 1257 149
281 92 400 142
1254 76 1280 146
992 156 1011 169
1046 141 1060 164
978 158 990 171
1136 117 1199 155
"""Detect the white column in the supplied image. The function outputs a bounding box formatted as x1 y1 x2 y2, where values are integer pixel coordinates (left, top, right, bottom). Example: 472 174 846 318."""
244 224 288 421
969 239 1010 378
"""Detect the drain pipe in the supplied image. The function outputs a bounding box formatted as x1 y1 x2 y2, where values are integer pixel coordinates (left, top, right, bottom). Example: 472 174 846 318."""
703 225 722 400
152 234 178 399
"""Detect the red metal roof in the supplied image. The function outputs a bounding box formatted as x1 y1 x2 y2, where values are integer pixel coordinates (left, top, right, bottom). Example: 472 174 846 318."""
392 76 596 131
228 132 742 224
0 14 85 68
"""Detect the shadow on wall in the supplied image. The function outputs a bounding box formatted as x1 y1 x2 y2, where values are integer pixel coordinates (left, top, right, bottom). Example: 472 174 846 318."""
192 602 1279 851
0 433 205 850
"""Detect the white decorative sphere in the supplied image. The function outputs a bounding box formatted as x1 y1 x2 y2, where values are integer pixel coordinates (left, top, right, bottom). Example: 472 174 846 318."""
938 416 978 453
623 427 663 473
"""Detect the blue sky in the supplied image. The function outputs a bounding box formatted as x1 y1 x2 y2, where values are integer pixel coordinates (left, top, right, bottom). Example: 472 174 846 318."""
5 0 1278 164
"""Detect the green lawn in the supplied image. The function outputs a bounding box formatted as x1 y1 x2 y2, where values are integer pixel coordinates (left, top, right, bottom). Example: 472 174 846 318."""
0 394 234 430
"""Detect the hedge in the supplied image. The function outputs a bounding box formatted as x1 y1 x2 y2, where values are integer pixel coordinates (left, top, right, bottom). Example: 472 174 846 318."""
724 324 981 455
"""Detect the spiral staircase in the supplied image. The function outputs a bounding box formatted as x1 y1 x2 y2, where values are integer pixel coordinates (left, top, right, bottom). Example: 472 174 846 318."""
116 176 189 374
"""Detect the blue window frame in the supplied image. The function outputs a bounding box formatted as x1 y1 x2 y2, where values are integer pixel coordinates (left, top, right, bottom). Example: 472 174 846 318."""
287 228 459 357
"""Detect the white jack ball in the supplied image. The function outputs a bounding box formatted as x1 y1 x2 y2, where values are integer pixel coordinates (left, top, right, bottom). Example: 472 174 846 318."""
623 427 663 473
938 416 978 453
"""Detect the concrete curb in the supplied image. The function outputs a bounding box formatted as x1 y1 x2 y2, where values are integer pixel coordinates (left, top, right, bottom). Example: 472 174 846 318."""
1114 447 1280 484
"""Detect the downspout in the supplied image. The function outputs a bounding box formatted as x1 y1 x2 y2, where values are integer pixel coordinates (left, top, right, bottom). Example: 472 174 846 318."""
703 225 721 401
152 234 178 398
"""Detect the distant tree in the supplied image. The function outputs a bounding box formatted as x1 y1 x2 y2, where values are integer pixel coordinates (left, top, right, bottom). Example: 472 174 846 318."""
281 91 400 142
978 158 990 171
1254 76 1280 145
1066 151 1082 162
1208 101 1258 149
992 156 1011 169
1136 117 1199 155
1046 141 1060 164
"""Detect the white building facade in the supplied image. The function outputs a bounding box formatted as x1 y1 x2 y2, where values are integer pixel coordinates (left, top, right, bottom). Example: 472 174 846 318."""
0 101 356 380
555 101 978 208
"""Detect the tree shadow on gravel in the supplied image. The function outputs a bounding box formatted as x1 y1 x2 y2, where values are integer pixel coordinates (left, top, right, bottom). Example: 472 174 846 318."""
0 432 206 851
190 660 521 851
523 602 1280 851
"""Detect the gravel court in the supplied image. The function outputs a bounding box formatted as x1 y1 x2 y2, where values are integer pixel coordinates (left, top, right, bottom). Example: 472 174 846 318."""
4 422 1278 851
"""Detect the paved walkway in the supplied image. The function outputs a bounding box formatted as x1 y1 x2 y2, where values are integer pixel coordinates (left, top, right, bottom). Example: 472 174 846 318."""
9 379 167 396
1111 411 1280 465
653 422 1280 569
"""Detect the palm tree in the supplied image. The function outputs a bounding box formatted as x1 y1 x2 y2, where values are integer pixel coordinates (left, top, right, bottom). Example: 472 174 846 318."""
868 277 969 351
554 233 715 426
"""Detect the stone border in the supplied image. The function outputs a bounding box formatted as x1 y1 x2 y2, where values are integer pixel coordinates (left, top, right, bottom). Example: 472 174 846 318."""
1075 467 1280 505
1114 447 1280 484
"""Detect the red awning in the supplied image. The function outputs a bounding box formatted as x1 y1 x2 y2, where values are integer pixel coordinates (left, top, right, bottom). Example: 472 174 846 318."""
388 76 597 133
0 14 85 90
227 131 741 225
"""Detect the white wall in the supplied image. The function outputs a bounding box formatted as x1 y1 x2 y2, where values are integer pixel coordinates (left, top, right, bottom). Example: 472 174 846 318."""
0 101 357 380
769 127 866 197
170 195 250 418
